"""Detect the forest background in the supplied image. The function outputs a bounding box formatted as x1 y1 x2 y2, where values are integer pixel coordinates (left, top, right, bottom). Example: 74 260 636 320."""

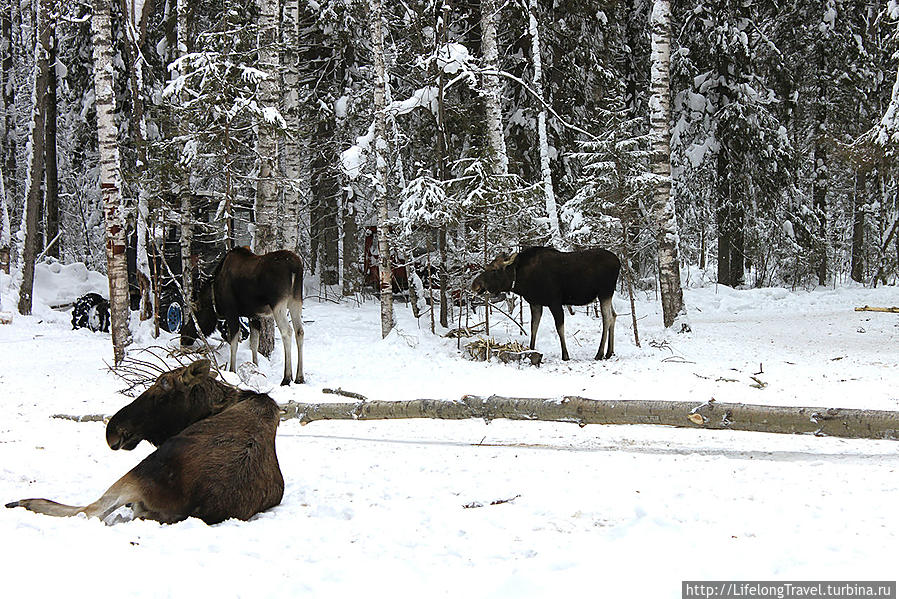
1 0 898 361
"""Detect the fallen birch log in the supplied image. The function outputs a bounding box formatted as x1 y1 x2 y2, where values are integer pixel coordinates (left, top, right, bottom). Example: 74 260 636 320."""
280 395 899 441
854 306 899 314
55 395 899 442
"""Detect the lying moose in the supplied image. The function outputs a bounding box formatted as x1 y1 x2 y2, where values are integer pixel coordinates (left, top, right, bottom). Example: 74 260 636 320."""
6 360 284 525
472 246 620 361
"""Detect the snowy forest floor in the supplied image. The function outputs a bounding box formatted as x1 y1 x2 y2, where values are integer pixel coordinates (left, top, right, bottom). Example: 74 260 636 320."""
1 265 898 597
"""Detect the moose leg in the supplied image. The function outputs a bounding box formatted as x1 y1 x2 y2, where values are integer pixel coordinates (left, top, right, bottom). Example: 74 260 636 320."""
288 297 304 384
7 474 142 523
8 471 188 525
273 305 293 386
549 304 569 361
226 317 241 372
6 497 91 518
529 304 543 350
596 297 617 360
248 318 262 366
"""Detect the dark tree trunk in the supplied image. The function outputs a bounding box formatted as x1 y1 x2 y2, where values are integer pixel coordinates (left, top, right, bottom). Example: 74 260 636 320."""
813 142 827 286
850 170 866 284
1 1 16 217
18 0 51 315
813 47 828 287
311 120 339 286
341 188 359 294
715 150 743 288
436 3 450 328
44 16 58 259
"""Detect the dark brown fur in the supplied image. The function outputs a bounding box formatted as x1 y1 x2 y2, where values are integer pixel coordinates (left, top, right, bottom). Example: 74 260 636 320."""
472 246 620 361
181 247 305 385
6 361 284 525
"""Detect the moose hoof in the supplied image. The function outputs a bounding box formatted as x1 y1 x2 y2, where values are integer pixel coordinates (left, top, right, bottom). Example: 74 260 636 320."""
280 377 292 386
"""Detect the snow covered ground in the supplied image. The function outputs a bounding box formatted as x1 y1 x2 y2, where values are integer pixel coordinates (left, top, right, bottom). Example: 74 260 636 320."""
1 264 897 597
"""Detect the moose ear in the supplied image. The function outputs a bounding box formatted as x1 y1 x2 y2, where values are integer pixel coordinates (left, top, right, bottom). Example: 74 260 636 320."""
181 359 211 385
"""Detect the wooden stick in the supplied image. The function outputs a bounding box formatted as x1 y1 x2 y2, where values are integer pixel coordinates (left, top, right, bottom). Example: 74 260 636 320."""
321 388 368 401
854 306 899 313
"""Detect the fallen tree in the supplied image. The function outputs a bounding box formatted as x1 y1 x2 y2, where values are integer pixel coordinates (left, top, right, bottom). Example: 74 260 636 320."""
278 395 899 442
855 306 899 314
55 394 899 442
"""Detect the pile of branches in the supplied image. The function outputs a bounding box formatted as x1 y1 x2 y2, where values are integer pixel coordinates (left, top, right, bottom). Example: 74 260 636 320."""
106 345 220 396
464 337 541 366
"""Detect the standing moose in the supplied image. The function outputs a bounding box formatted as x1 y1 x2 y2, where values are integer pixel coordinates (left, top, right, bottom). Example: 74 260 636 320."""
472 246 620 361
6 360 284 525
181 247 304 385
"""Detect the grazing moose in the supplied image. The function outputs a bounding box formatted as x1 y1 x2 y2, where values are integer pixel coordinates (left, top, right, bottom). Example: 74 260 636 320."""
181 247 304 385
471 246 620 361
6 360 284 525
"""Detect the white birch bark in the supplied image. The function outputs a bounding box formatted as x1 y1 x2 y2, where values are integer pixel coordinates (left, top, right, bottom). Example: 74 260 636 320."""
369 0 394 337
17 0 49 316
648 0 684 328
527 0 562 248
253 0 283 357
254 0 281 254
280 0 302 254
91 0 132 363
479 0 508 176
278 395 899 442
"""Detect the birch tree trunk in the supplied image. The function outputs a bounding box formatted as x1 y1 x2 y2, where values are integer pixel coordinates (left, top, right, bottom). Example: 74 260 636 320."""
61 395 899 443
369 0 394 337
91 0 132 364
278 395 899 442
254 0 282 356
527 0 562 248
254 0 281 254
480 0 508 176
648 0 684 328
17 0 50 315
